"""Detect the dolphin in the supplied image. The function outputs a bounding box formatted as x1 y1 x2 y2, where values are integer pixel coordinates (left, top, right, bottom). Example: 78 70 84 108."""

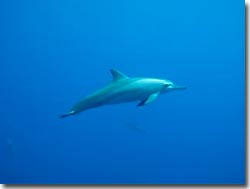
61 69 186 118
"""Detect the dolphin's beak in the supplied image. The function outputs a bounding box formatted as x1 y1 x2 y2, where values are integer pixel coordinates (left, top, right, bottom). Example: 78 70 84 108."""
170 85 187 90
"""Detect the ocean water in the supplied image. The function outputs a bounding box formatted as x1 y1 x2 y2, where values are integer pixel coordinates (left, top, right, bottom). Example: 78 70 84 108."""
0 0 245 184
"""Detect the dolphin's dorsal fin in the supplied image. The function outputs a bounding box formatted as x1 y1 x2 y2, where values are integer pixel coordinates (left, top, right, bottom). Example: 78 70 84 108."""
110 69 128 81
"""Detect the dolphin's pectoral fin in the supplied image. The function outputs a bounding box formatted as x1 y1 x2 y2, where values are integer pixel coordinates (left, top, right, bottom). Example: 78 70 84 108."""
137 92 160 106
110 69 129 81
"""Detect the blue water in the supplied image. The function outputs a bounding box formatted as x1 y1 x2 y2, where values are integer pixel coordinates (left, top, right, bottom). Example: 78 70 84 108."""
0 0 245 184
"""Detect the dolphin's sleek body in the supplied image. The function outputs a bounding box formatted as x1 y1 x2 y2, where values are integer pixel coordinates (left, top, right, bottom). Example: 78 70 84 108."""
61 69 185 118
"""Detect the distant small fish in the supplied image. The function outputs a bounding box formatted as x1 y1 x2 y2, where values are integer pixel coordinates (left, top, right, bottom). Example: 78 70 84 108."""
123 121 146 133
5 137 14 154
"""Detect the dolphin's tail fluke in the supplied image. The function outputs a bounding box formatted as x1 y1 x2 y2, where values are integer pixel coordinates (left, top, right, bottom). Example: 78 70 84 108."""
60 111 75 118
60 114 70 118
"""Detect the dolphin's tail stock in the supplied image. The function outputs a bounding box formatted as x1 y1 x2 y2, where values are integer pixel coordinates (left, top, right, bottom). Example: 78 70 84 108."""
60 111 75 118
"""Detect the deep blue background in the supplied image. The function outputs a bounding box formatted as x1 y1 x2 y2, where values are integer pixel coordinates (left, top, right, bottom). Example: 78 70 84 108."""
0 0 245 184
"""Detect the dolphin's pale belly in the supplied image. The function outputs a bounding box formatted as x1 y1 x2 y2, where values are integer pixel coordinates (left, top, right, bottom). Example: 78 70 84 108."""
105 89 151 104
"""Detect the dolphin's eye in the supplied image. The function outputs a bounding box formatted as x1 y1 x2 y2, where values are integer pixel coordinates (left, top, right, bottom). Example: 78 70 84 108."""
164 83 170 87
